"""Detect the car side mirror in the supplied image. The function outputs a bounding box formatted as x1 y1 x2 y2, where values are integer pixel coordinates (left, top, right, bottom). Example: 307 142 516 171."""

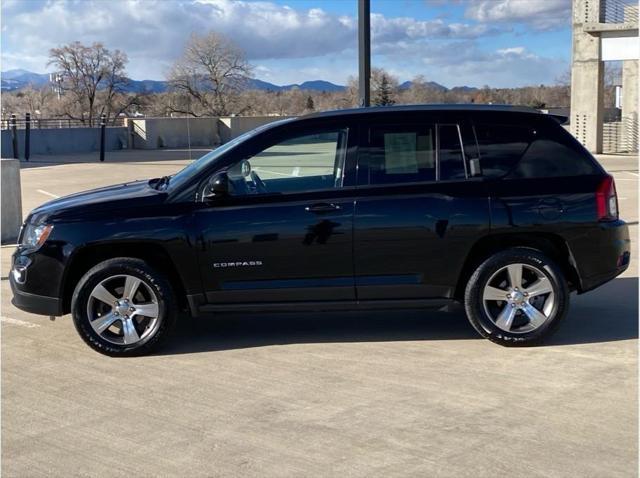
204 172 230 200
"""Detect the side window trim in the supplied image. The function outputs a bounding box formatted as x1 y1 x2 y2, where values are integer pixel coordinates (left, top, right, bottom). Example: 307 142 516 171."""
436 123 469 181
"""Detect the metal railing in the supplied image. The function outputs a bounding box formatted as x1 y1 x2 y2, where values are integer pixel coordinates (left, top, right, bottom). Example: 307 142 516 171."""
0 116 126 130
600 0 638 24
3 113 114 161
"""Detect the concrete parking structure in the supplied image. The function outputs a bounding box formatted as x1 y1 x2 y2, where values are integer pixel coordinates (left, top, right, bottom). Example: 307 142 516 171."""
2 150 637 477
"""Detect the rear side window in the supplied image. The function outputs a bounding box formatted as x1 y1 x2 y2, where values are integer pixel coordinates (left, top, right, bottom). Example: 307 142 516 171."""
365 125 436 185
474 122 599 178
362 123 472 185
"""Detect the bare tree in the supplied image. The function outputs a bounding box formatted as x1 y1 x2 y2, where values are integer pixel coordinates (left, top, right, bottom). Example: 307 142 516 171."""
168 32 252 116
48 41 135 125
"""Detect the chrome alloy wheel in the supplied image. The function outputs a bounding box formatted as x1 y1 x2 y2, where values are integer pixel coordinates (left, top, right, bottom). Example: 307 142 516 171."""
482 263 555 334
87 274 160 345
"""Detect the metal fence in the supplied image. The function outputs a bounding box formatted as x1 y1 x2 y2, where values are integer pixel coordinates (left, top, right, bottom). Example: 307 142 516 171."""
600 0 639 23
0 116 126 130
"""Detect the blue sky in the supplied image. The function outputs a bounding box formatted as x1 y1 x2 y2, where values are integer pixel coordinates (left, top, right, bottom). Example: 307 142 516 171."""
1 0 572 87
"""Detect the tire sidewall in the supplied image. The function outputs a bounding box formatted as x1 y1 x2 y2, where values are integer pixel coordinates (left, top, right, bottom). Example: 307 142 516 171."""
465 249 569 345
72 259 175 356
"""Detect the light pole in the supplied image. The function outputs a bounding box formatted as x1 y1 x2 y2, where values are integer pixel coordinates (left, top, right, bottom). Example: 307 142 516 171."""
358 0 371 107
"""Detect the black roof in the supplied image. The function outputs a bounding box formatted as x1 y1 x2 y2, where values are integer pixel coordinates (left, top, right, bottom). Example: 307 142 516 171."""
303 104 543 120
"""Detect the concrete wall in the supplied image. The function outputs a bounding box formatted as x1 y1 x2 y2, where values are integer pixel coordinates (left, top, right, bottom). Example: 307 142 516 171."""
0 116 293 158
218 116 293 143
0 127 128 158
130 117 220 150
1 158 22 243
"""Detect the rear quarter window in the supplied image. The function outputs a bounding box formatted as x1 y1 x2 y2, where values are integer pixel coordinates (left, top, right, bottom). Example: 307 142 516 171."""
474 121 599 178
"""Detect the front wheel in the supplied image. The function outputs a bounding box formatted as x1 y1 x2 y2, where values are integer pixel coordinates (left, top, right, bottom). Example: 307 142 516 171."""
72 258 177 356
464 248 569 346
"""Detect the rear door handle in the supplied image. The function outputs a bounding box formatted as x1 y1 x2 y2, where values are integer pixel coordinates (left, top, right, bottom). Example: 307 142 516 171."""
305 203 341 213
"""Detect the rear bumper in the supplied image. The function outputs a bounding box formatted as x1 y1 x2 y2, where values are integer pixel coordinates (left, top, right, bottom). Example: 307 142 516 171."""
10 271 63 316
573 220 631 293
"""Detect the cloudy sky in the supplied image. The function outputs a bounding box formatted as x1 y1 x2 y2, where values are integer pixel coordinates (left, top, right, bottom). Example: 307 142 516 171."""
1 0 572 87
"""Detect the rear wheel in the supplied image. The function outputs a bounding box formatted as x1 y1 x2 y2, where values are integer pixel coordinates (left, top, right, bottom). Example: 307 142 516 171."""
464 248 569 346
72 258 177 356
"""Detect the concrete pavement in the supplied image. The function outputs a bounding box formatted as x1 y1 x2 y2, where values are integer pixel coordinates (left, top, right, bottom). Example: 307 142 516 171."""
1 150 637 477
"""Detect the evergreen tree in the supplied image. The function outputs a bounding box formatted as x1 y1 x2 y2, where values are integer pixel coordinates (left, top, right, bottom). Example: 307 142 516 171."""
373 73 396 106
305 95 315 111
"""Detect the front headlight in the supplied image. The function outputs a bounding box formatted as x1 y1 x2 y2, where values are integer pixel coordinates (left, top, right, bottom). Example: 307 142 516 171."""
21 223 53 249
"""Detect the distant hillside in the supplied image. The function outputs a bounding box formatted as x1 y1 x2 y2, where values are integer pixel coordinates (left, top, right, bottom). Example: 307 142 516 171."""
1 69 478 95
1 69 50 90
398 80 447 92
1 69 346 93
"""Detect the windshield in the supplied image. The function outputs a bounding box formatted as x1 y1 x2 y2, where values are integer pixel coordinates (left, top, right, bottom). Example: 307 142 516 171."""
166 118 294 191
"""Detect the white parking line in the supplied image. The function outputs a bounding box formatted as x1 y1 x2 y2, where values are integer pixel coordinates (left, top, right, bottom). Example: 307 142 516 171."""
1 316 40 328
36 189 60 199
626 172 639 177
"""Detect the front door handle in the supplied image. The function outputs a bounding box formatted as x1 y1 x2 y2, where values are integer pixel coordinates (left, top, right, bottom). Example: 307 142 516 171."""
305 203 342 213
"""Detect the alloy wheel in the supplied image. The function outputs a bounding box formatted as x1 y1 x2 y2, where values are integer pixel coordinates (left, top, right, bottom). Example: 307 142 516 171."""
482 263 555 334
87 274 160 345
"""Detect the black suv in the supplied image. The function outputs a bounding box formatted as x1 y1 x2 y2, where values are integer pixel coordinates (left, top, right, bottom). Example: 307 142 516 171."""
11 105 630 356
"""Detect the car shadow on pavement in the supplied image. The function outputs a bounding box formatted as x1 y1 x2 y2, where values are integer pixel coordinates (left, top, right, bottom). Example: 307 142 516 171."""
162 306 478 355
547 276 638 346
158 277 638 355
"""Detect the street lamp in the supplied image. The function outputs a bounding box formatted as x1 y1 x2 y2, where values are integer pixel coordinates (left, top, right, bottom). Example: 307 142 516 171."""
358 0 371 107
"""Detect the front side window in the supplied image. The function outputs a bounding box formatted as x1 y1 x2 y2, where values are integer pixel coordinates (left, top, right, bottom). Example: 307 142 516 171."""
226 128 348 195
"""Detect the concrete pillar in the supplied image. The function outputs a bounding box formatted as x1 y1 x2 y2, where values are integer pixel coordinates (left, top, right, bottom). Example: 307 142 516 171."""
570 0 605 153
1 158 23 243
621 59 639 152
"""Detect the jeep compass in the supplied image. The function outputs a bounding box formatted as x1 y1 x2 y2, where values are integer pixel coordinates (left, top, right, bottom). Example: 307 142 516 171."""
10 105 631 356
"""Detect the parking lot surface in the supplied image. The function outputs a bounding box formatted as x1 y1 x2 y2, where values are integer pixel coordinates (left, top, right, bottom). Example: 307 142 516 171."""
2 150 638 477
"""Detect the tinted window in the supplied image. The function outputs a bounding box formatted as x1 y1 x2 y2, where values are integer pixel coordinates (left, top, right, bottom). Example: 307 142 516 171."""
474 122 599 178
227 128 348 195
366 125 436 185
438 124 467 180
473 123 531 177
509 128 599 178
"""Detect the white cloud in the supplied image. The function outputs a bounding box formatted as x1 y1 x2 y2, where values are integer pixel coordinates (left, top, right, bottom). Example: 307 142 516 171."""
1 0 505 80
465 0 571 30
375 42 567 88
0 0 568 87
496 46 527 56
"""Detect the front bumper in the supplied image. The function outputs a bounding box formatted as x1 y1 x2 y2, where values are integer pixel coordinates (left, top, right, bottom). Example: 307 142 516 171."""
10 245 65 317
10 274 63 316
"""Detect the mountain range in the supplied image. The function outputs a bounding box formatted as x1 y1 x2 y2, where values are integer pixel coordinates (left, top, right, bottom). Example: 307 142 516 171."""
1 69 474 94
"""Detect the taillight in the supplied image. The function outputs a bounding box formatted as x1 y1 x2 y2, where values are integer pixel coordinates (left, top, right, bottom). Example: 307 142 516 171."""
596 176 618 221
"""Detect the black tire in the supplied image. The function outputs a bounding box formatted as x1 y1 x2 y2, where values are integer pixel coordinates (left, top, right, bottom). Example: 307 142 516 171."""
464 248 569 346
71 258 177 357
